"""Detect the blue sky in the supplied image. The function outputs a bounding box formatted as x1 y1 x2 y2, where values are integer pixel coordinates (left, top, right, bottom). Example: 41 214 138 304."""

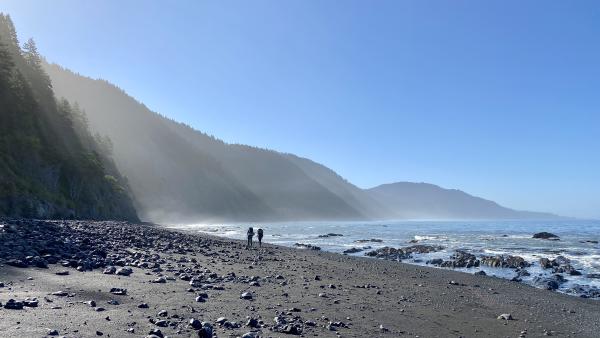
2 1 599 218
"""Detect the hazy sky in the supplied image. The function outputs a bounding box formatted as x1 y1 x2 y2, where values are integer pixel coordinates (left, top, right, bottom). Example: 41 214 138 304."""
2 1 599 218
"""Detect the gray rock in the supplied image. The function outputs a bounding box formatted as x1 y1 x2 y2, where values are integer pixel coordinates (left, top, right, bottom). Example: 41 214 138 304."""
116 267 133 276
189 318 202 330
497 313 513 320
4 299 24 310
103 266 116 274
109 287 127 295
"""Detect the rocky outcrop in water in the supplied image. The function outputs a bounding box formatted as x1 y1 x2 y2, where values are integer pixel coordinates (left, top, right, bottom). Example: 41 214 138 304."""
294 243 321 250
318 233 343 238
365 245 444 261
532 274 567 290
533 232 560 240
539 256 582 275
480 255 530 269
435 251 480 268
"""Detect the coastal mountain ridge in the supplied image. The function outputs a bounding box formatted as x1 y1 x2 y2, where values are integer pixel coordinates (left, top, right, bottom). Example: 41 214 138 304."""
367 182 558 220
43 62 559 222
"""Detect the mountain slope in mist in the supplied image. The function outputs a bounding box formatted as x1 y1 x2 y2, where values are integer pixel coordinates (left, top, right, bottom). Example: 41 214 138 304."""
44 63 370 222
44 62 559 222
368 182 557 219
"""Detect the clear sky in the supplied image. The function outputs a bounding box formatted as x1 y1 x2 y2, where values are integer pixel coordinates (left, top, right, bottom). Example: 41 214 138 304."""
2 1 599 218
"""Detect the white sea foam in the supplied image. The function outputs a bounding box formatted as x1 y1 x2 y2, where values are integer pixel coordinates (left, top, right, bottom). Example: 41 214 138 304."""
173 219 600 298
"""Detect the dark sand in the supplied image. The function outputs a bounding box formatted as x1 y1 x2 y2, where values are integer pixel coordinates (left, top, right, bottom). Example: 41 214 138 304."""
0 220 599 338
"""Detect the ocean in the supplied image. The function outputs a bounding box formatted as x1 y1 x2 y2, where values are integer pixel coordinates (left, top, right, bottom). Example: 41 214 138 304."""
168 219 600 298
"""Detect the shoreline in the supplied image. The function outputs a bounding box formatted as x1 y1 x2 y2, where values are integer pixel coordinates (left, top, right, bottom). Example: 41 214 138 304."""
168 220 600 300
1 219 599 337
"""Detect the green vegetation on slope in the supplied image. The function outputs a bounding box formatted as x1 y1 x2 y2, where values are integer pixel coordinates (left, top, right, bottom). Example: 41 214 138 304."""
0 14 138 220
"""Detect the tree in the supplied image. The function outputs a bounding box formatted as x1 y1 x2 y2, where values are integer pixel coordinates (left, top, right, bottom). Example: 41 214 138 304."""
0 40 14 84
4 14 19 47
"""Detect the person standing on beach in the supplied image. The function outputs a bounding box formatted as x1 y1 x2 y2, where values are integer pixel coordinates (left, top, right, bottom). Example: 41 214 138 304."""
257 228 264 247
247 227 255 248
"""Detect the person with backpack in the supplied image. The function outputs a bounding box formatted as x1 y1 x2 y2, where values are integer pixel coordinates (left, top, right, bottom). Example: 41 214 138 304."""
247 227 255 248
257 228 264 247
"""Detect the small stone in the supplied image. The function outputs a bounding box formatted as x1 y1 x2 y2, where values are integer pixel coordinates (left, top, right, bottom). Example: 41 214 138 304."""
103 266 116 274
4 299 24 310
116 267 133 276
155 320 168 327
152 276 167 283
109 287 127 295
23 298 38 307
189 318 202 330
148 328 164 338
240 292 253 300
497 313 513 320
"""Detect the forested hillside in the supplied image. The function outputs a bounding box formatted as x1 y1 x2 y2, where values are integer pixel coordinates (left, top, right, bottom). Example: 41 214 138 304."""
45 62 369 222
0 14 138 220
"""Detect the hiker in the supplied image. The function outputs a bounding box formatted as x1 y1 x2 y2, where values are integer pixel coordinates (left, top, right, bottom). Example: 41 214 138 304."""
247 227 255 248
257 228 264 247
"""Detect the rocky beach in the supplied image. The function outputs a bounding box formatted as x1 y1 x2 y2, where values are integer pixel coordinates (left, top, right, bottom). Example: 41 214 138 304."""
1 219 600 338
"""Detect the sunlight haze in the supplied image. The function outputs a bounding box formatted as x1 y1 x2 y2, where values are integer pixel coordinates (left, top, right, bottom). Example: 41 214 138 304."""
2 0 598 218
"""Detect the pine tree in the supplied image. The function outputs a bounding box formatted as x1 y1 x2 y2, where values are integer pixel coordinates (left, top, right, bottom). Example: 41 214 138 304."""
0 40 13 83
